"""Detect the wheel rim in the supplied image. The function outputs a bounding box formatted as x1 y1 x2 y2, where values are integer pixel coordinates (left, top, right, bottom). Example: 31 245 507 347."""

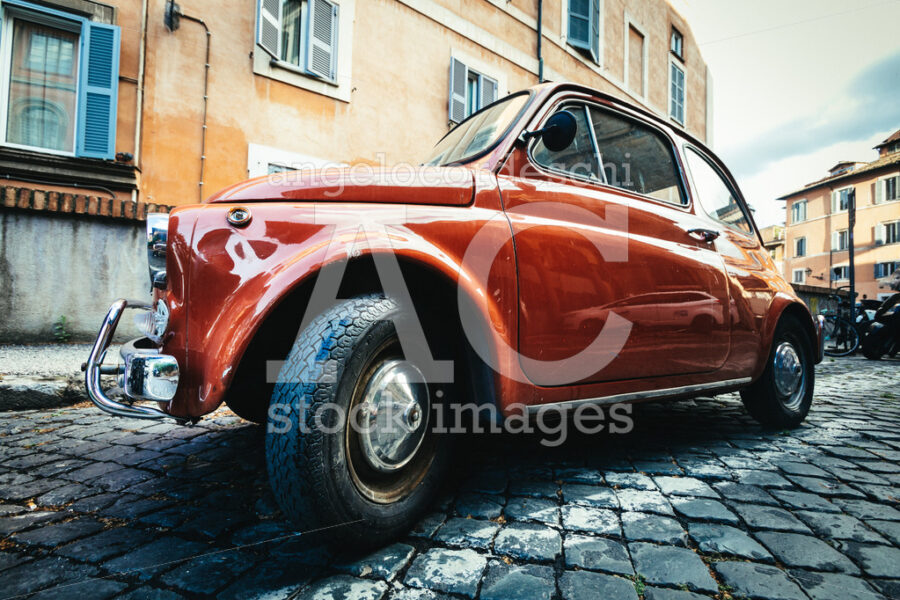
773 341 805 410
345 344 437 505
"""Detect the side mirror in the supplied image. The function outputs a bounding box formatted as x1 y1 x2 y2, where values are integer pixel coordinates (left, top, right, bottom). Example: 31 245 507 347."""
521 110 578 152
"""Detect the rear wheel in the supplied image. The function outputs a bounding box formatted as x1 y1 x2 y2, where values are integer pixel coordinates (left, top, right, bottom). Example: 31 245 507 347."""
740 315 814 428
265 295 452 546
861 323 889 360
822 315 859 356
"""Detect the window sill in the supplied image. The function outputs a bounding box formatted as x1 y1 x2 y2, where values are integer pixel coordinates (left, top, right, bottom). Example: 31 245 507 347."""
269 58 338 87
252 48 350 102
0 146 137 191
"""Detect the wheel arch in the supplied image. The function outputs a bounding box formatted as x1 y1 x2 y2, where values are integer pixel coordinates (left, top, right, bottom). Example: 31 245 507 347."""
756 296 820 379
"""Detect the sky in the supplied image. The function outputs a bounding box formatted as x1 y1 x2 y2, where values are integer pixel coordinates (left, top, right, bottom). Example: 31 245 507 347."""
671 0 900 227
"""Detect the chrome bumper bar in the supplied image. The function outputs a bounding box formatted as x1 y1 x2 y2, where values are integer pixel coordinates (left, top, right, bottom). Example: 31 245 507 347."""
815 314 826 363
85 299 183 421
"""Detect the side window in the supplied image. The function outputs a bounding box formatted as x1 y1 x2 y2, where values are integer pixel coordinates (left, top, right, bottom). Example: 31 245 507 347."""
531 105 600 181
684 148 753 234
589 107 684 204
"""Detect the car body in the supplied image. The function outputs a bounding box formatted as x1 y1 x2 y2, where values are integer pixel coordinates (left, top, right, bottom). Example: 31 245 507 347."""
85 82 825 541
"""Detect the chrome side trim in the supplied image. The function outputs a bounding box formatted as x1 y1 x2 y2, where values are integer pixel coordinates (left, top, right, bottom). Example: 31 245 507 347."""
526 377 753 414
85 299 178 421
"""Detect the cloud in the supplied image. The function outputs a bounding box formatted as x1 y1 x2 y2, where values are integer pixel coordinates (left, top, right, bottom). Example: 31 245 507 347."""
722 50 900 177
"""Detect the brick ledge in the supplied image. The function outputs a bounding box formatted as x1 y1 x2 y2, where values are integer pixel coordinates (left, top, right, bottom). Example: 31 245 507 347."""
1 184 173 221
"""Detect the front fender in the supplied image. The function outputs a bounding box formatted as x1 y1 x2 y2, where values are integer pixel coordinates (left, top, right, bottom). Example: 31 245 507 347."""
754 291 821 380
165 202 518 418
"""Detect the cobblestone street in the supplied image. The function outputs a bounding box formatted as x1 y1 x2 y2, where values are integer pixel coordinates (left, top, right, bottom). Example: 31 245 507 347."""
0 356 898 599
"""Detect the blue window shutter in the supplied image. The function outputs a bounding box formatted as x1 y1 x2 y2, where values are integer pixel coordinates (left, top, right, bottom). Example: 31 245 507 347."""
568 0 591 52
481 75 497 109
305 0 338 80
589 0 600 62
77 22 119 159
448 57 467 124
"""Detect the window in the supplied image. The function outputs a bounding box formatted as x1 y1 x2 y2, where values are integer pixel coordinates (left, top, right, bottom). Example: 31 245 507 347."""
448 58 498 124
626 24 645 97
831 187 852 213
794 237 806 257
875 261 899 279
257 0 338 81
531 103 685 204
670 27 683 60
831 265 849 281
877 221 900 245
684 147 753 233
875 175 900 203
669 62 685 125
792 269 806 284
0 3 119 159
831 229 849 251
568 0 600 63
791 199 807 223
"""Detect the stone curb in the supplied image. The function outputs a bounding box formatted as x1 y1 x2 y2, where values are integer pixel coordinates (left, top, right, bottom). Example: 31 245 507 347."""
0 375 87 411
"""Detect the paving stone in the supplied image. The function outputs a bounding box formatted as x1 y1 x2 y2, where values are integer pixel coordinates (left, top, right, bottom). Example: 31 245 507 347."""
387 588 454 600
104 537 209 580
794 510 889 544
713 482 778 505
434 517 499 550
735 469 795 488
297 575 387 600
559 570 638 600
643 588 711 600
219 557 313 600
55 525 156 562
771 490 841 512
622 512 686 545
605 472 656 490
616 489 674 515
629 542 717 593
788 570 884 600
34 482 95 506
409 513 445 539
508 480 558 499
28 577 129 600
480 561 555 600
560 505 620 535
840 543 900 578
787 475 867 498
555 467 605 485
334 543 414 581
774 461 832 477
404 548 487 598
653 476 719 498
0 556 99 598
494 523 561 562
564 534 632 575
754 531 859 573
159 550 255 595
833 499 900 521
678 460 731 480
714 561 806 600
688 523 774 562
633 459 683 475
561 483 618 508
868 519 900 545
504 497 559 525
670 497 739 524
0 510 66 535
732 503 811 533
455 493 504 519
12 517 105 547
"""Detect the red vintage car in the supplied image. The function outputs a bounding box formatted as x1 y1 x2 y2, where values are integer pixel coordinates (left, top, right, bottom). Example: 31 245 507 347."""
86 83 824 544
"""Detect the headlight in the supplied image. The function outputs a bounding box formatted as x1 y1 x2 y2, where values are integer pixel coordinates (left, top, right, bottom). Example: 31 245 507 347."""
146 213 169 290
134 299 170 344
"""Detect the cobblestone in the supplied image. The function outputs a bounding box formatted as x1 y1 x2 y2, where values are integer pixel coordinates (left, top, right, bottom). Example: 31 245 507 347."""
0 356 898 598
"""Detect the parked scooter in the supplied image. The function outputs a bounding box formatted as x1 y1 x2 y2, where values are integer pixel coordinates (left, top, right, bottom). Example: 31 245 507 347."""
861 269 900 360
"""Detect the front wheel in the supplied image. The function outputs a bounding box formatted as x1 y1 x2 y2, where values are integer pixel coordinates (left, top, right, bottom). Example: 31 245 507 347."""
822 315 859 356
740 315 814 428
265 295 452 546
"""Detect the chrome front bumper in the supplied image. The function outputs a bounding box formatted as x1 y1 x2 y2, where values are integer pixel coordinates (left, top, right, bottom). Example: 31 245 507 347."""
815 314 826 363
84 299 183 421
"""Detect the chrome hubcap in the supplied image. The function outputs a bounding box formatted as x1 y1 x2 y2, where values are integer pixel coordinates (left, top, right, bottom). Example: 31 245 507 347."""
773 342 804 408
357 359 430 473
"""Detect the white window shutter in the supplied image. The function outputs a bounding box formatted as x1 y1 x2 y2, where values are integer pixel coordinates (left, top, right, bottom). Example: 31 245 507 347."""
875 224 885 245
305 0 338 80
258 0 282 58
831 232 839 251
481 75 498 108
449 58 468 124
831 191 837 213
875 179 884 204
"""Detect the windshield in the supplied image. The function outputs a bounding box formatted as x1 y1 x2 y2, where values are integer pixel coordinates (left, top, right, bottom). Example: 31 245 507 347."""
424 93 530 166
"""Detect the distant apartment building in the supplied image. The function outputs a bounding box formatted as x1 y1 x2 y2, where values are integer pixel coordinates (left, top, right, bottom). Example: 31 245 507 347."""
781 129 900 301
1 0 713 340
759 224 784 275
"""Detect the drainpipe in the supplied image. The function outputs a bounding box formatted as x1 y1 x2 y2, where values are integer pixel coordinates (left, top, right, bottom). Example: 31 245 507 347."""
165 2 211 203
537 0 544 83
134 0 148 167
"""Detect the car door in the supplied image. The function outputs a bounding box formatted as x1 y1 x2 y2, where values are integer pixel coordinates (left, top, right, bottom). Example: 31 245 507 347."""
498 99 731 387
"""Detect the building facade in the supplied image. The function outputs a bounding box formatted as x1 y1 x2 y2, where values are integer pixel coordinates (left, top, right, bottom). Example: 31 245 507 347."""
781 130 900 302
759 224 784 276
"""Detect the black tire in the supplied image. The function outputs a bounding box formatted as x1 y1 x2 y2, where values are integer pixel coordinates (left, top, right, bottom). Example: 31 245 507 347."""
225 397 266 424
740 315 814 428
265 294 452 547
861 323 888 360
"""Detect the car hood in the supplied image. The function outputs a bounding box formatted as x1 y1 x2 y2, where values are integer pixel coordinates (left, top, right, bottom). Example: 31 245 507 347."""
206 165 475 206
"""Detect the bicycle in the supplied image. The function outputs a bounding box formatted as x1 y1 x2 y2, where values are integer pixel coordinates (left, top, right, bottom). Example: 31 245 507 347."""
819 293 859 356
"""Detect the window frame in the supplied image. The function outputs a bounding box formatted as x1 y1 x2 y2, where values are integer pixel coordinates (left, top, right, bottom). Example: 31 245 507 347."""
670 26 683 61
565 0 602 64
0 4 84 157
624 15 648 100
874 261 898 279
790 198 807 224
831 265 849 281
832 186 853 213
668 59 685 126
682 143 757 238
792 269 806 285
883 220 900 245
525 97 691 210
832 228 849 251
794 236 806 258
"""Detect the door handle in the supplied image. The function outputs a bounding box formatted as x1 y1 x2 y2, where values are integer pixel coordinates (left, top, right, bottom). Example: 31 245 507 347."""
687 228 720 243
